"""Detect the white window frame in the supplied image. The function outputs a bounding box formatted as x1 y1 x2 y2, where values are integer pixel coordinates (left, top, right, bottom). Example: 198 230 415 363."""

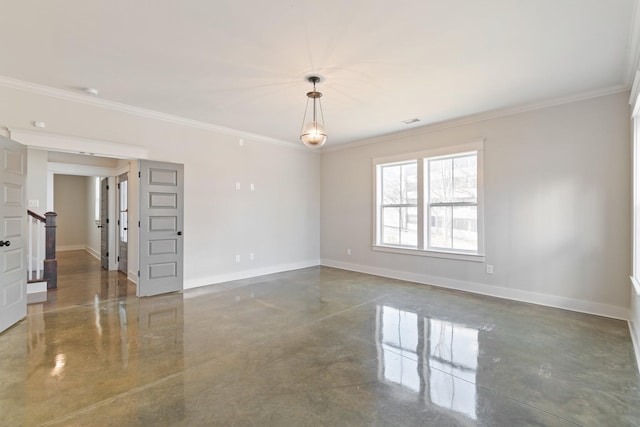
378 160 419 248
372 140 485 262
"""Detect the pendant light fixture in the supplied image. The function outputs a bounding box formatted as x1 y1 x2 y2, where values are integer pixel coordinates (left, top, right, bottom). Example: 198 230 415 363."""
300 76 327 148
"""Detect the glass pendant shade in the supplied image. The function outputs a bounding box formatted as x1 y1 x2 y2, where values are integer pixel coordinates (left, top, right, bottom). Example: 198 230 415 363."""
299 75 327 148
300 120 327 147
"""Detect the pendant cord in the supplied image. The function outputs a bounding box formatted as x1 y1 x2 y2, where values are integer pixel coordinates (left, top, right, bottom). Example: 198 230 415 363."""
300 97 310 134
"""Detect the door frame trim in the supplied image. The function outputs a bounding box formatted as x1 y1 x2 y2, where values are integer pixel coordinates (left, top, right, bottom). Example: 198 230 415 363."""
9 129 149 159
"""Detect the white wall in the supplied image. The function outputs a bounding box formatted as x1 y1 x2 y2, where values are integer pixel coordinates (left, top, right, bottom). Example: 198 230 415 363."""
321 92 632 319
85 176 100 258
26 148 48 214
0 84 321 289
53 174 88 250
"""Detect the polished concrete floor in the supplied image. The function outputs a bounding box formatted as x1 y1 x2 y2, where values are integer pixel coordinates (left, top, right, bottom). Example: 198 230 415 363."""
1 251 639 426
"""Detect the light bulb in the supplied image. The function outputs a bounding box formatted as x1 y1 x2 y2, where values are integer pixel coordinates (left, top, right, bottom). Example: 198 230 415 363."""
300 121 327 148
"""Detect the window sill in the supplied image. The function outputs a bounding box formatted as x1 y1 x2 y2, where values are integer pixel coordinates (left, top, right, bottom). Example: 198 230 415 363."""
372 245 485 262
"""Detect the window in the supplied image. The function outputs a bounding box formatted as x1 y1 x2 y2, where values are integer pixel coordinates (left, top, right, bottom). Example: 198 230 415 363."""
427 154 477 251
380 161 418 247
119 178 128 243
374 141 484 259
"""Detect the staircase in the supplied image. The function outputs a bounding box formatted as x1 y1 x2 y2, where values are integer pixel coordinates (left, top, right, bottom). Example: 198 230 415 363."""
27 210 57 303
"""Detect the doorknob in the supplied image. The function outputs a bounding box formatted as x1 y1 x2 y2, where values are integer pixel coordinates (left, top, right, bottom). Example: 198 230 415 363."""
177 231 182 236
0 240 10 247
97 225 103 228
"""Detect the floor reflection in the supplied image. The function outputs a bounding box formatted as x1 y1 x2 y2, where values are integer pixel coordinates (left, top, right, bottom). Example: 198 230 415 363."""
23 286 186 425
376 304 479 420
6 253 638 425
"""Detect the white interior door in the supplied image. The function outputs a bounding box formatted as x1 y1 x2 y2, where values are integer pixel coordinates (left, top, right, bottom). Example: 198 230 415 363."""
100 177 109 269
118 173 128 274
0 135 27 333
138 160 184 297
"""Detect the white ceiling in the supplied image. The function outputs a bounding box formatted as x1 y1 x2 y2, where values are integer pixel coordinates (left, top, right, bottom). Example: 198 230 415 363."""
0 0 638 146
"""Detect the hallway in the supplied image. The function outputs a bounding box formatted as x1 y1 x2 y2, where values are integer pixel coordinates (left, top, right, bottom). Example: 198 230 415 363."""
38 250 136 311
1 252 640 426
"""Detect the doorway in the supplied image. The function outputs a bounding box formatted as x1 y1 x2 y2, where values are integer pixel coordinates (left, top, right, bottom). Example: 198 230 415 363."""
29 135 184 297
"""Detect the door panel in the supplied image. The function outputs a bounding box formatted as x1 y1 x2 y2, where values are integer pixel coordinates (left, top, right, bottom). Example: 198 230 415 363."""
100 177 109 269
118 173 128 275
0 135 27 333
138 160 183 297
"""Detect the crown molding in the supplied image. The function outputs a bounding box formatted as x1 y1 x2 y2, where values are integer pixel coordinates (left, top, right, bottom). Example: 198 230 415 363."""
0 75 306 151
0 75 629 155
323 85 630 153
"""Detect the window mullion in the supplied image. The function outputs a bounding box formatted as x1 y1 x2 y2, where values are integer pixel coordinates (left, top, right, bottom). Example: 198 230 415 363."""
417 159 424 249
430 202 476 207
449 160 454 249
378 166 384 246
425 159 431 250
449 205 454 249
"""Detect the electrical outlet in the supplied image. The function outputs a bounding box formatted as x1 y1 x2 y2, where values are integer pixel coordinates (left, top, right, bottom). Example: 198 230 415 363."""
235 255 240 263
235 182 241 190
250 183 255 191
486 264 494 274
347 248 352 256
249 253 254 261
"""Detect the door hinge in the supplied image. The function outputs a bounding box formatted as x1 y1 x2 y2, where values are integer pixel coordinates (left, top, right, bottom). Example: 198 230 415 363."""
106 185 109 190
118 219 120 225
117 183 120 189
138 171 141 178
138 270 140 277
117 256 120 261
138 221 141 227
106 252 109 257
106 218 109 224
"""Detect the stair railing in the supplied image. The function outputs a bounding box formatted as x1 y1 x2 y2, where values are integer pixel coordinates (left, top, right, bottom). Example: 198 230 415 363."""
27 210 57 289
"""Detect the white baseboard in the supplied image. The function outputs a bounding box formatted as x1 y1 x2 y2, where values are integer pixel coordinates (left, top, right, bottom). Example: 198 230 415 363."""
57 244 86 252
27 281 47 294
184 259 321 290
321 259 629 320
128 270 138 285
84 246 100 260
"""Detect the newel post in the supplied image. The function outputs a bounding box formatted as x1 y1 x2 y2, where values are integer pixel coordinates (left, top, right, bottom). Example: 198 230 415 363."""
44 211 58 290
